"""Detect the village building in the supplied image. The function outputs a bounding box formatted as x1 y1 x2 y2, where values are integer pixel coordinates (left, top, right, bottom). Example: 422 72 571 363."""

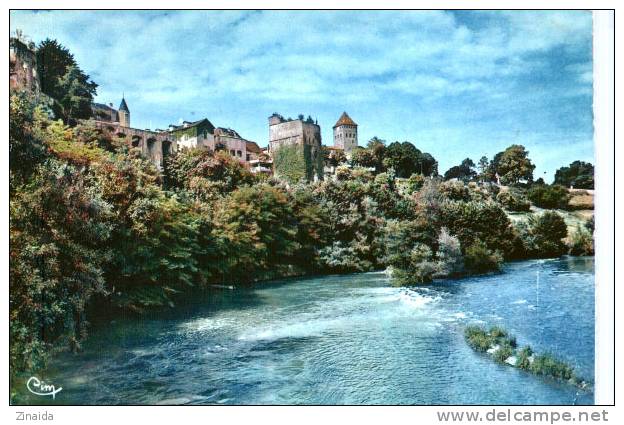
168 119 216 150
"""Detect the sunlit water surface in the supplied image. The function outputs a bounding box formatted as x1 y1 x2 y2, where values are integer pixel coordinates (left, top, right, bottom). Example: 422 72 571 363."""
21 257 594 405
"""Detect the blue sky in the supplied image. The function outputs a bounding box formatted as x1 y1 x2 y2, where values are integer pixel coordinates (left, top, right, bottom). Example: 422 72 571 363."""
10 10 593 180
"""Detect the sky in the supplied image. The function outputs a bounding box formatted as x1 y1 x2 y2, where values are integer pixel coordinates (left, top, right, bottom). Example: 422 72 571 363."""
10 10 594 180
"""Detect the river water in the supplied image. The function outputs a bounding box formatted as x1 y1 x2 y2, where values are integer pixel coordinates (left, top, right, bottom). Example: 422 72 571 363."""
21 257 594 405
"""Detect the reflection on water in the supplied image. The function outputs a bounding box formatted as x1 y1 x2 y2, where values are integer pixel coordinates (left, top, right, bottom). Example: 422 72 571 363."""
17 257 594 405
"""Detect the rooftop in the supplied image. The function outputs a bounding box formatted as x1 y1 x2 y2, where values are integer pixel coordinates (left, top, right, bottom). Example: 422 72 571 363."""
333 112 357 128
118 97 129 113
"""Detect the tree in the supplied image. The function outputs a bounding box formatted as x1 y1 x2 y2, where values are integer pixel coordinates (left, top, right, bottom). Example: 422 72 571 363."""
36 39 76 98
164 148 256 199
554 161 594 189
323 146 347 168
439 200 517 258
383 141 436 178
36 39 97 123
349 137 386 173
444 158 477 181
54 65 98 124
489 145 535 185
212 184 299 282
478 156 490 180
10 160 112 379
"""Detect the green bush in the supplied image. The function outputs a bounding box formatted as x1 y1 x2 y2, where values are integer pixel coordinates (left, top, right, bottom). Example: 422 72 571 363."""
489 326 508 339
496 190 531 212
519 211 568 258
516 346 534 370
439 180 471 201
527 184 570 209
439 201 517 259
405 173 425 194
465 326 494 352
530 353 575 380
568 224 594 256
390 243 439 285
493 343 514 364
464 240 503 274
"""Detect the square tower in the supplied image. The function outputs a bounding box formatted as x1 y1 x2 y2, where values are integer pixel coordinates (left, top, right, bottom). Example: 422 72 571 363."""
268 113 323 182
333 112 358 154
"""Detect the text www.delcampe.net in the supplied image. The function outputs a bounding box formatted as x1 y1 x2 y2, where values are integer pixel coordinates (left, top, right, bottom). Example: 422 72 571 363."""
437 409 609 423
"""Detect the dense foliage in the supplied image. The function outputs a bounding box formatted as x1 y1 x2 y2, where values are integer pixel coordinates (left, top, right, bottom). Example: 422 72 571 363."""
554 161 594 189
527 184 571 209
443 158 477 181
496 190 531 212
486 145 536 185
36 39 97 124
350 139 437 177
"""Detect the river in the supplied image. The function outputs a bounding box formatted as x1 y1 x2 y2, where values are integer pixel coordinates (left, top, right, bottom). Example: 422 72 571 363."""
19 257 595 405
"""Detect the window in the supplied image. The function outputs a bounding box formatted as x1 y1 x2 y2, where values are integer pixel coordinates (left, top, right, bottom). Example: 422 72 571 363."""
237 150 242 157
230 149 235 156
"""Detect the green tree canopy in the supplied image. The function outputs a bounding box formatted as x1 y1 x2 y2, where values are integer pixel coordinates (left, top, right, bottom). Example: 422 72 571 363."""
36 39 97 123
444 158 477 181
488 145 535 185
554 160 594 189
383 141 437 178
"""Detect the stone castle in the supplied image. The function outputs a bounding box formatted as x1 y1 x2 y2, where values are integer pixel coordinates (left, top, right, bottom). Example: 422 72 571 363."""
10 33 358 180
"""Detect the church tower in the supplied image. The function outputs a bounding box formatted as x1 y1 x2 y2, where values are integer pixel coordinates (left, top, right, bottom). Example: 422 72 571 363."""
118 97 130 127
333 112 358 154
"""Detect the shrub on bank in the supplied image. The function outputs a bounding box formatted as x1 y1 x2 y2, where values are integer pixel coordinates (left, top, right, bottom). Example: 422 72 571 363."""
439 201 517 259
516 211 568 258
496 190 531 212
463 240 503 274
527 184 570 209
568 224 594 256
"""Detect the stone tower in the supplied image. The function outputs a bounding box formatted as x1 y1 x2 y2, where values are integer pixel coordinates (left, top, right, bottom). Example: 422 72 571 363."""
118 97 130 127
333 112 358 154
268 113 323 182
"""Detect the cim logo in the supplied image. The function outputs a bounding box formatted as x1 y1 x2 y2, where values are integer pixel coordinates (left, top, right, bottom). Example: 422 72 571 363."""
26 377 62 400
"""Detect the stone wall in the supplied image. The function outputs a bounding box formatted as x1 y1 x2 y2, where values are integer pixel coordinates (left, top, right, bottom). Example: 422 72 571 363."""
9 38 40 93
94 120 176 170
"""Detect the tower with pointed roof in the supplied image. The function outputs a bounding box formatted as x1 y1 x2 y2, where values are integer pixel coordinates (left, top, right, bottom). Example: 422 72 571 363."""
333 112 358 154
118 96 130 128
